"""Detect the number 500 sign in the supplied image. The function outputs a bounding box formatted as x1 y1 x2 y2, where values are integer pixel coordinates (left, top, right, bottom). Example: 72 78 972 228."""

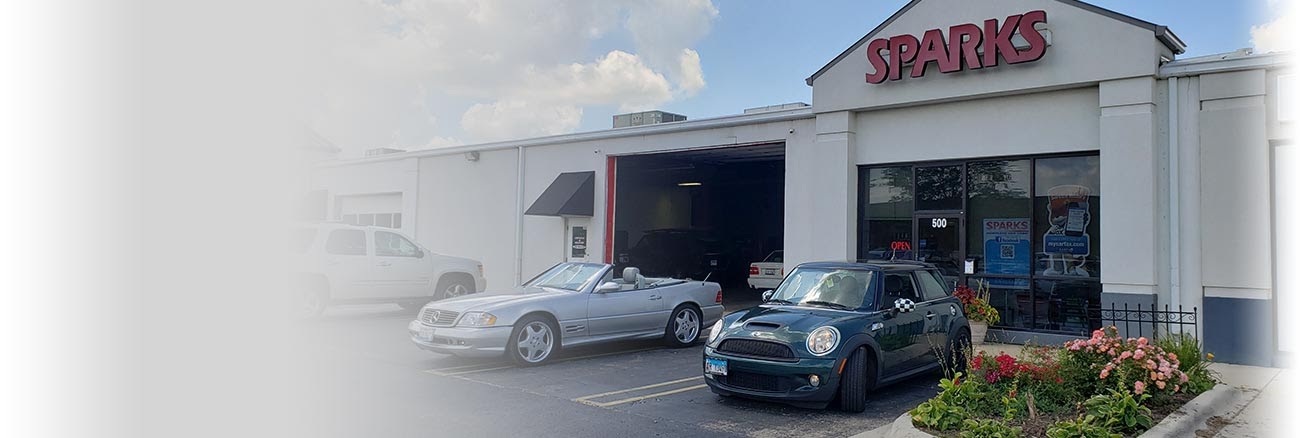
931 218 949 228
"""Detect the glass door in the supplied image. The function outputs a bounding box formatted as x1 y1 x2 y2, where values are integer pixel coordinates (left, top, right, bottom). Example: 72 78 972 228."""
915 215 963 287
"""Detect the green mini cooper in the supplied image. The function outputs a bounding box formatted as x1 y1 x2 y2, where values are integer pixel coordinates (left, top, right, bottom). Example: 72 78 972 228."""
702 261 971 412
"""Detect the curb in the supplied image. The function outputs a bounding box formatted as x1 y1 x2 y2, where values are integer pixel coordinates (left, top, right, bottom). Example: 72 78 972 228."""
863 384 1248 438
1138 384 1250 437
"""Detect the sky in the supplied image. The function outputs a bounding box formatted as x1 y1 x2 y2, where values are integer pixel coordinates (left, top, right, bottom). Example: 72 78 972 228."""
307 0 1293 158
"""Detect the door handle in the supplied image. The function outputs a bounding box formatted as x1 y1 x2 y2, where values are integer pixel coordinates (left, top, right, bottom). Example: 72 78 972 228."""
376 261 392 267
649 295 662 301
925 312 935 319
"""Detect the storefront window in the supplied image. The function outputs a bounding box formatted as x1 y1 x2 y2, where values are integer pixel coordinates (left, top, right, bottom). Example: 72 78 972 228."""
966 160 1032 276
1033 279 1101 333
915 165 962 211
1033 156 1101 279
861 166 913 260
861 153 1102 336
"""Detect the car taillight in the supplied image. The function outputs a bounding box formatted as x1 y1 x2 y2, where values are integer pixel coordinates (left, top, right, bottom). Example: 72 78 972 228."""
715 289 723 304
749 265 759 275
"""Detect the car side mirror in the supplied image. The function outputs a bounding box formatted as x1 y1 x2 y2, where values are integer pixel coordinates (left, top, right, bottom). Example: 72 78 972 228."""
892 298 916 313
595 282 620 293
415 248 424 258
761 290 774 301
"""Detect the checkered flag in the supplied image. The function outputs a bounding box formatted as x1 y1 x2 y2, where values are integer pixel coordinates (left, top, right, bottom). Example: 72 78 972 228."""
894 298 915 313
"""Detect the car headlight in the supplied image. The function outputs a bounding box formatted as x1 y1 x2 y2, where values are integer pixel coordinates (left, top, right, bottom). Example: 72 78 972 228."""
806 326 840 356
458 312 497 327
708 319 725 343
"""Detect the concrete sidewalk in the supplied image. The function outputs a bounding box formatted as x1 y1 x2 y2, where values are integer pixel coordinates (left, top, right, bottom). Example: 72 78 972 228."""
1208 362 1293 438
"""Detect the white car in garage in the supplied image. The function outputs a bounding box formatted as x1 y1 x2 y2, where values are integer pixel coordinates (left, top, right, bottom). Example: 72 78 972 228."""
746 250 784 290
295 223 486 317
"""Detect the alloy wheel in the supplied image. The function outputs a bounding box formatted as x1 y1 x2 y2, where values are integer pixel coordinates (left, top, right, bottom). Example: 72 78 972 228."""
515 321 554 363
444 283 470 299
673 309 699 343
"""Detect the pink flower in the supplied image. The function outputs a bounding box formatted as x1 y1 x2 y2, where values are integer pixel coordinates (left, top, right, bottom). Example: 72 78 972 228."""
1100 369 1110 379
1120 351 1133 360
1134 349 1146 360
1168 352 1177 360
1134 381 1146 394
1138 337 1149 346
1156 380 1167 390
1179 373 1189 384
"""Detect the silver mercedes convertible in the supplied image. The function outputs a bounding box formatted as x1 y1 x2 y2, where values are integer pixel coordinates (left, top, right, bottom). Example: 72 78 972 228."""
408 262 725 365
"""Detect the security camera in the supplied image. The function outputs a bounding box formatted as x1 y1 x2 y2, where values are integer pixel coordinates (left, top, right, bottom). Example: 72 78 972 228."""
788 128 795 134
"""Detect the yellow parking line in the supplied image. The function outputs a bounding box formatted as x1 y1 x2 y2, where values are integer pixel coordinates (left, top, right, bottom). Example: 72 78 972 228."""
423 347 661 376
572 376 707 407
583 384 709 408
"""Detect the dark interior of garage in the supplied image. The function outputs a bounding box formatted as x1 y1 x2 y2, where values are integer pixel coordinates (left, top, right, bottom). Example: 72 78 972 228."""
611 143 784 289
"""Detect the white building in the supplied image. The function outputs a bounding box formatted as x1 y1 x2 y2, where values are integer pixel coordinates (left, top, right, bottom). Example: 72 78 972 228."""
309 0 1295 366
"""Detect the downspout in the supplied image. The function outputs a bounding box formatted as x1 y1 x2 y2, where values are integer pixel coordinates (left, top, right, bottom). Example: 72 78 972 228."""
1168 77 1182 322
515 146 525 286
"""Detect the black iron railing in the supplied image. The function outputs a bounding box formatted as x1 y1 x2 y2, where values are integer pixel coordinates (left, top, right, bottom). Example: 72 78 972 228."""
1099 303 1198 339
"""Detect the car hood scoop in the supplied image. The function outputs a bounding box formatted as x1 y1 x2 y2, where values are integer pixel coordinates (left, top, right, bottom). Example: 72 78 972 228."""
727 305 854 335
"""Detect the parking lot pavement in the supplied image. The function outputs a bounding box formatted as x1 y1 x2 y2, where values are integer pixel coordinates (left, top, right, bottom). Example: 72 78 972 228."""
294 303 940 438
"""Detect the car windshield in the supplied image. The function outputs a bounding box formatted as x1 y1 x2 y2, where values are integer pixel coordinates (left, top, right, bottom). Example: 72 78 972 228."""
525 263 607 292
768 267 875 310
763 251 783 263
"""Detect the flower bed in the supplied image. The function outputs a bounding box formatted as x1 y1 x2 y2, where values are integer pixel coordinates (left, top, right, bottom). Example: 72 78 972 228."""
909 327 1218 438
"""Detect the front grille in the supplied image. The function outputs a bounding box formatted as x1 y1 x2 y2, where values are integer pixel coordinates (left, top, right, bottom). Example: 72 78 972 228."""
720 370 790 393
717 339 796 361
419 308 460 326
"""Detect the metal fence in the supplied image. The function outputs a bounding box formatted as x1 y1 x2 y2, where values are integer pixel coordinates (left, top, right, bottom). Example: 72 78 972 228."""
1099 303 1198 339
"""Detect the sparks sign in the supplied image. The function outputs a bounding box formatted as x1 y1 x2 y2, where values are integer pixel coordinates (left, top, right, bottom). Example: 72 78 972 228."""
865 10 1048 84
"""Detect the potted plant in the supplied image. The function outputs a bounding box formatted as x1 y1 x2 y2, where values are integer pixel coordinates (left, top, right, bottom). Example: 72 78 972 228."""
953 280 999 345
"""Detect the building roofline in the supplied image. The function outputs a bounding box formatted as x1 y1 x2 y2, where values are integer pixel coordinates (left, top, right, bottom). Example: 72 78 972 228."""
314 106 814 168
1159 50 1293 78
805 0 1185 87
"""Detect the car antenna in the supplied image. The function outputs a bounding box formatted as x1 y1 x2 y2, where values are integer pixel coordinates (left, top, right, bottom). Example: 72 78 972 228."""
702 271 712 284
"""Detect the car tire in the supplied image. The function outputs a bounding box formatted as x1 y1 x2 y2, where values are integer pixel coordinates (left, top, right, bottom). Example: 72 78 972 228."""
296 277 329 319
946 328 972 376
508 315 559 366
838 347 872 413
435 275 474 300
663 304 702 348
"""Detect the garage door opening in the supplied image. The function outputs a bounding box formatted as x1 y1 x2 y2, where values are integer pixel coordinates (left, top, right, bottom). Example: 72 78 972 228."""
609 143 784 290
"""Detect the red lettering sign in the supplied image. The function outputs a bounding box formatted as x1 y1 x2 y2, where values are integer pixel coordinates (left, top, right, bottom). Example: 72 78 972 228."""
891 241 913 251
865 10 1048 84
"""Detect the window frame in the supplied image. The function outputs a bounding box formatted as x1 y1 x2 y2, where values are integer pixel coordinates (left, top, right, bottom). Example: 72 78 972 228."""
324 229 368 256
374 230 422 258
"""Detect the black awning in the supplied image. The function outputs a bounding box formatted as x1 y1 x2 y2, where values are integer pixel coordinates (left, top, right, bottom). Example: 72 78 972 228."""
525 171 595 217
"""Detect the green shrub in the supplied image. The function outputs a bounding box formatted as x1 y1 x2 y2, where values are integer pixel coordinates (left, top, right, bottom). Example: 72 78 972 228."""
959 418 1022 438
911 373 976 431
1084 389 1153 434
1155 333 1219 394
911 398 966 431
1046 416 1121 438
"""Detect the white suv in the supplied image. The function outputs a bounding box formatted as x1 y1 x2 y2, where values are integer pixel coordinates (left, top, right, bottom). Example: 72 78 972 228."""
295 223 486 317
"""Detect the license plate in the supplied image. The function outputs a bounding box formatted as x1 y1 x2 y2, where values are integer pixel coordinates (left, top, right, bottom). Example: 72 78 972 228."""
419 326 435 341
704 357 728 376
763 269 776 275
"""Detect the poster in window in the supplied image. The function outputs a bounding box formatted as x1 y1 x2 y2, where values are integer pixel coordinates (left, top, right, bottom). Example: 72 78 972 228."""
983 218 1031 289
1043 185 1091 276
571 226 587 258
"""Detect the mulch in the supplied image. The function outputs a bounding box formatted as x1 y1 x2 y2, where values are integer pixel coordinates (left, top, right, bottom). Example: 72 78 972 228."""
920 391 1199 438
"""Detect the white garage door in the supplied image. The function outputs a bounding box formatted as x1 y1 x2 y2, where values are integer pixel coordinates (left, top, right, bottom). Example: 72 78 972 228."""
1277 142 1297 354
337 193 402 229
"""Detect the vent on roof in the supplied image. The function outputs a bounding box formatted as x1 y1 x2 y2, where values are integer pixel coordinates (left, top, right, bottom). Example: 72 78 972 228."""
613 110 687 128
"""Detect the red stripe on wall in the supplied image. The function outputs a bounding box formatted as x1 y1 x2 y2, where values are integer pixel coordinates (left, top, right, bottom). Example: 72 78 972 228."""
604 156 617 264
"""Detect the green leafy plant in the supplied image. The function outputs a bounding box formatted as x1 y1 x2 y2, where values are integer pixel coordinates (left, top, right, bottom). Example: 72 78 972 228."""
959 418 1022 438
911 398 966 431
911 373 977 431
1084 389 1153 434
1046 416 1121 438
1155 333 1219 394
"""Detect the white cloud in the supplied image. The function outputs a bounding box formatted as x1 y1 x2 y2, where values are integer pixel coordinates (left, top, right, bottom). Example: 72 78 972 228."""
305 0 718 156
461 100 583 142
1252 2 1299 53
